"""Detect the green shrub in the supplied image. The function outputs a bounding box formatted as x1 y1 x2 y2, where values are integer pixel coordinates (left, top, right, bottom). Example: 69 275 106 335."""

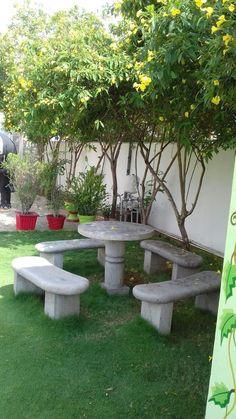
70 166 107 215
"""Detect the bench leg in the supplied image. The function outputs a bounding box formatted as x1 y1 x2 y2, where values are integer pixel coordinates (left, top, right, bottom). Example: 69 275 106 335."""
40 252 63 268
44 292 80 319
195 291 219 315
143 250 167 274
14 272 44 296
171 264 199 281
97 248 105 267
141 301 173 335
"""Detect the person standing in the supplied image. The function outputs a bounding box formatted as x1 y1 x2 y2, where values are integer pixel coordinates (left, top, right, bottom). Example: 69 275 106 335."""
0 131 17 209
0 157 11 209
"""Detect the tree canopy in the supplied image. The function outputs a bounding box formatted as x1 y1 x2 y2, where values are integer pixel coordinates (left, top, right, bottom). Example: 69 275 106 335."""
113 0 236 155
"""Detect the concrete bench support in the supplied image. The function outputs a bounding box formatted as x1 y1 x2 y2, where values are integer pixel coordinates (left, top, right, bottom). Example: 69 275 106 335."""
133 271 221 335
141 240 203 280
141 301 174 335
44 293 80 319
143 251 167 274
14 272 44 296
12 256 89 320
35 239 105 268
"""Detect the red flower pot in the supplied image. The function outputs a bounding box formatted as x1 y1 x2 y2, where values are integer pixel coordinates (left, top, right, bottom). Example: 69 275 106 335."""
16 212 39 231
46 214 65 230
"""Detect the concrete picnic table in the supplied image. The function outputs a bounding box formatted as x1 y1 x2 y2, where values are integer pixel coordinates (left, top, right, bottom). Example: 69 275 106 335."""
78 221 155 294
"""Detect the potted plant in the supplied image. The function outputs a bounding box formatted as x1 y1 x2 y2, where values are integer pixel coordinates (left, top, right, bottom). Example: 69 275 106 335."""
63 190 80 222
41 161 66 230
69 166 107 223
2 153 43 230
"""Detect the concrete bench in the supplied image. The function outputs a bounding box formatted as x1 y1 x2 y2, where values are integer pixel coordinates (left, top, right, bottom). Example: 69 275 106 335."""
133 271 221 335
12 256 89 319
35 239 105 268
141 240 203 280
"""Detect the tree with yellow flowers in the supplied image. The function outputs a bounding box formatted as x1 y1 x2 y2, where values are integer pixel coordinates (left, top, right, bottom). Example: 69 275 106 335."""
112 0 236 248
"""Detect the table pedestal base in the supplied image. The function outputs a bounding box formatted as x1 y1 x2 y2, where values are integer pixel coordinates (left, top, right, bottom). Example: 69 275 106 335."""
101 282 129 295
101 241 129 295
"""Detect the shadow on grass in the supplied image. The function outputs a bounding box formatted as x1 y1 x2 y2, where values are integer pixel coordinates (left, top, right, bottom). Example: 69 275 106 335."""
0 231 219 418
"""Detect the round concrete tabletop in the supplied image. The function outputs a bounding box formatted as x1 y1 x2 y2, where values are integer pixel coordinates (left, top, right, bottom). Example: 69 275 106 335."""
78 221 155 242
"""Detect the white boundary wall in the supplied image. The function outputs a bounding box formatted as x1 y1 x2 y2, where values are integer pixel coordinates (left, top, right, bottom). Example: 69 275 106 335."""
60 142 235 256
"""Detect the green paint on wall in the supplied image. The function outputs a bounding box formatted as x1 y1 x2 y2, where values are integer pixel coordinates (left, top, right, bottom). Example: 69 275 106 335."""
206 158 236 419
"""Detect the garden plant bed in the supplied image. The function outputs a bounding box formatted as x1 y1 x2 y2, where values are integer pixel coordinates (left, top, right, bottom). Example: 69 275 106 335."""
0 230 223 418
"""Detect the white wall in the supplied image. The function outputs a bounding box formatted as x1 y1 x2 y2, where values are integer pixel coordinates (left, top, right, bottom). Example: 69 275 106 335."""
59 141 235 255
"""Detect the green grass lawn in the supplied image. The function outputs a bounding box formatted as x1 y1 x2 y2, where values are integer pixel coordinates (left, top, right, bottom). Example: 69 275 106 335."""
0 231 223 419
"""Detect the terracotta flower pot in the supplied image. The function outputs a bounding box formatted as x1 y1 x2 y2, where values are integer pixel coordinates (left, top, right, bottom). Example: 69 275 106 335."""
46 214 66 230
15 212 39 231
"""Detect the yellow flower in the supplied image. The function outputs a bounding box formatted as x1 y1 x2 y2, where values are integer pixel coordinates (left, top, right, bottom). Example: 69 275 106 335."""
223 33 233 46
126 63 133 69
133 74 152 92
184 112 189 118
139 83 147 92
136 10 142 17
216 15 225 27
228 3 235 11
211 25 219 33
195 0 206 8
211 96 221 105
190 104 195 110
147 50 155 62
222 0 228 3
134 61 144 70
114 1 122 11
162 12 169 17
159 116 164 121
213 79 219 86
18 77 31 89
204 7 214 18
139 74 152 86
110 43 118 50
171 8 181 16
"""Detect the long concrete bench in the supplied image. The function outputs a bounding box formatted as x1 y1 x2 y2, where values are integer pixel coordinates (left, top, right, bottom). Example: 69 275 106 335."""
35 239 105 268
133 271 221 335
12 256 89 319
141 240 203 280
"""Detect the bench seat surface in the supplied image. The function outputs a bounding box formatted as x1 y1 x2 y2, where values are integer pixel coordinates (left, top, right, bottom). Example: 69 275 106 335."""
133 271 221 304
35 239 105 254
141 240 203 267
12 256 89 295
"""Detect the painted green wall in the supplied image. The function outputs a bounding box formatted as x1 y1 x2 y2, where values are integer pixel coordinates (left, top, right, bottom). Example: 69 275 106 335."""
206 157 236 418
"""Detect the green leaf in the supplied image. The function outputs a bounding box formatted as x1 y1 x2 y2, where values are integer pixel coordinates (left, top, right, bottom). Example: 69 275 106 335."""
219 309 236 344
223 261 236 301
208 383 232 408
146 5 155 14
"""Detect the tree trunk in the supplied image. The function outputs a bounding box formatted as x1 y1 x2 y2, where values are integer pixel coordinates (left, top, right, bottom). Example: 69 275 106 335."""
111 162 118 218
178 218 190 250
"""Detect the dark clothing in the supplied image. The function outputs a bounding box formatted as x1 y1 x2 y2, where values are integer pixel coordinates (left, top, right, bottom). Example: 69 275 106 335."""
0 167 11 208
